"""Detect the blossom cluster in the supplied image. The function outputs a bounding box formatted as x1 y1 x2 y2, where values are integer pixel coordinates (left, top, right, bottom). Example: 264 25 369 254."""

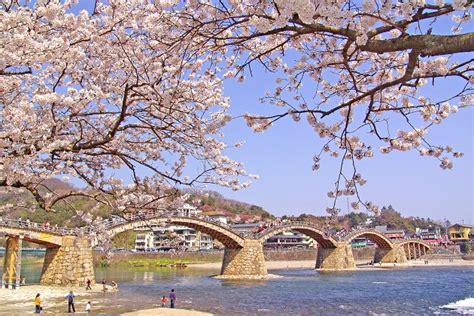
0 1 253 215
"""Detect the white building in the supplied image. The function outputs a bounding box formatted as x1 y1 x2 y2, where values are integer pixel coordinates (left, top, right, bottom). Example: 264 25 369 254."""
264 231 315 249
176 203 201 217
135 232 155 251
208 214 228 225
134 225 214 251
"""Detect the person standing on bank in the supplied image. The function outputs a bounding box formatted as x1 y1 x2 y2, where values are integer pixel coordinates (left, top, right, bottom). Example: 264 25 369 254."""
86 279 92 290
85 301 91 313
66 291 75 313
34 293 41 314
161 295 168 307
102 279 107 292
169 289 176 308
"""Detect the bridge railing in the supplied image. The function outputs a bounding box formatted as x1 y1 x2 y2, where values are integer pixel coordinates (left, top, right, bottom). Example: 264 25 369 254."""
0 218 76 236
0 211 243 238
338 228 386 241
253 221 331 240
396 238 432 245
101 211 240 235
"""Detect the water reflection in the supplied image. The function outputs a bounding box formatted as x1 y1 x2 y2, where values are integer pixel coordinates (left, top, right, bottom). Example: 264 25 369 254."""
0 253 45 285
219 279 269 287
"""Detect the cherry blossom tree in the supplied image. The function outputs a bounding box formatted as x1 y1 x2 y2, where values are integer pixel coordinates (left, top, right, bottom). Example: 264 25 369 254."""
1 0 473 219
167 0 473 216
0 0 252 217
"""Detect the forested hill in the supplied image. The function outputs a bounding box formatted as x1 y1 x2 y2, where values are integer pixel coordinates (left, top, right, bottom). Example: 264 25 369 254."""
289 205 447 234
0 179 272 226
0 179 109 227
186 190 273 221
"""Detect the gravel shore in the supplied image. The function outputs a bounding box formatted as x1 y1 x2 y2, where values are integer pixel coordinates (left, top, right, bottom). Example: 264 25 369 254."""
0 284 115 314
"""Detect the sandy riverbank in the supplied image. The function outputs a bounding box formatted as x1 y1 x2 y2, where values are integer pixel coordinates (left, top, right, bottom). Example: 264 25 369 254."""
189 258 474 270
356 258 474 270
407 258 474 267
0 284 116 314
122 308 212 316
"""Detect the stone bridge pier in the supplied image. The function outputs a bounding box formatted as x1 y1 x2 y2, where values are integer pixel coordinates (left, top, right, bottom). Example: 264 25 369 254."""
374 245 407 264
219 240 267 278
316 242 356 271
40 236 95 286
1 234 95 287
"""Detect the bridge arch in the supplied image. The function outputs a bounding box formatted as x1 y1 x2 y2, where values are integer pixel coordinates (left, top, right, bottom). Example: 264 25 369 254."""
396 240 431 260
105 217 246 249
256 224 338 248
343 230 394 249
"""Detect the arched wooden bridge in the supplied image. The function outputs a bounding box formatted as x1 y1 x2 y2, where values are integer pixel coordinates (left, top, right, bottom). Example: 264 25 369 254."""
1 216 432 285
256 222 338 248
342 229 394 249
397 239 431 260
104 217 245 248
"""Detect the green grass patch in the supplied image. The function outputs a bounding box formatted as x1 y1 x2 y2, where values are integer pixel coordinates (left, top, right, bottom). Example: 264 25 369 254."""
125 258 192 267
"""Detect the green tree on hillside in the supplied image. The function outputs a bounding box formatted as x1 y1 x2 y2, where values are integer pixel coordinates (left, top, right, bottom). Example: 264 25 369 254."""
112 231 138 249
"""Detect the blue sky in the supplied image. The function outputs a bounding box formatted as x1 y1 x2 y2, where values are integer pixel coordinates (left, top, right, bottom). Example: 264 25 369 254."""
206 67 473 224
200 5 474 224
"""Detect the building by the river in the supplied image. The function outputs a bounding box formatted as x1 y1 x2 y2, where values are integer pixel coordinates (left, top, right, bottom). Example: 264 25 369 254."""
448 224 474 243
264 231 315 249
134 226 214 251
415 226 444 244
229 223 315 249
133 204 214 251
375 225 405 239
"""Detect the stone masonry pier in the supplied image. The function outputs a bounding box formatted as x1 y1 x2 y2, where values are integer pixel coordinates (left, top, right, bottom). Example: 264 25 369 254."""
219 240 267 279
374 244 408 264
316 242 356 270
40 236 95 286
1 219 95 287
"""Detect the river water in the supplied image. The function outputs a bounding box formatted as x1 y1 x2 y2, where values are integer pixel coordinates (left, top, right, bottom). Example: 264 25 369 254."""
1 258 473 315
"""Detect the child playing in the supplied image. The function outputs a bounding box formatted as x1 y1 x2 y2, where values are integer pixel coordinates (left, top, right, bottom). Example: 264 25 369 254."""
85 301 91 313
161 295 168 307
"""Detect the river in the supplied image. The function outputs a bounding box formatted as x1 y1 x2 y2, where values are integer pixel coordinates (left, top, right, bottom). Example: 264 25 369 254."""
1 256 473 315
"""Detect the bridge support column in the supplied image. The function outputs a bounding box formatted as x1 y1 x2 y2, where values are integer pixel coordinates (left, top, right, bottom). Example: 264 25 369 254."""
316 242 355 271
1 235 22 289
374 245 407 264
219 240 267 279
40 236 95 286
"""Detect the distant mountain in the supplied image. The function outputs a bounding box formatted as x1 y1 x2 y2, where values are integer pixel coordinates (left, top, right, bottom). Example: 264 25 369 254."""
186 190 273 222
286 205 444 233
0 178 107 227
0 179 273 225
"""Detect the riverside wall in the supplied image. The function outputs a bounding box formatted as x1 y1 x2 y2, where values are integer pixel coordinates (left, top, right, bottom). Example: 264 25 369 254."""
96 247 377 266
